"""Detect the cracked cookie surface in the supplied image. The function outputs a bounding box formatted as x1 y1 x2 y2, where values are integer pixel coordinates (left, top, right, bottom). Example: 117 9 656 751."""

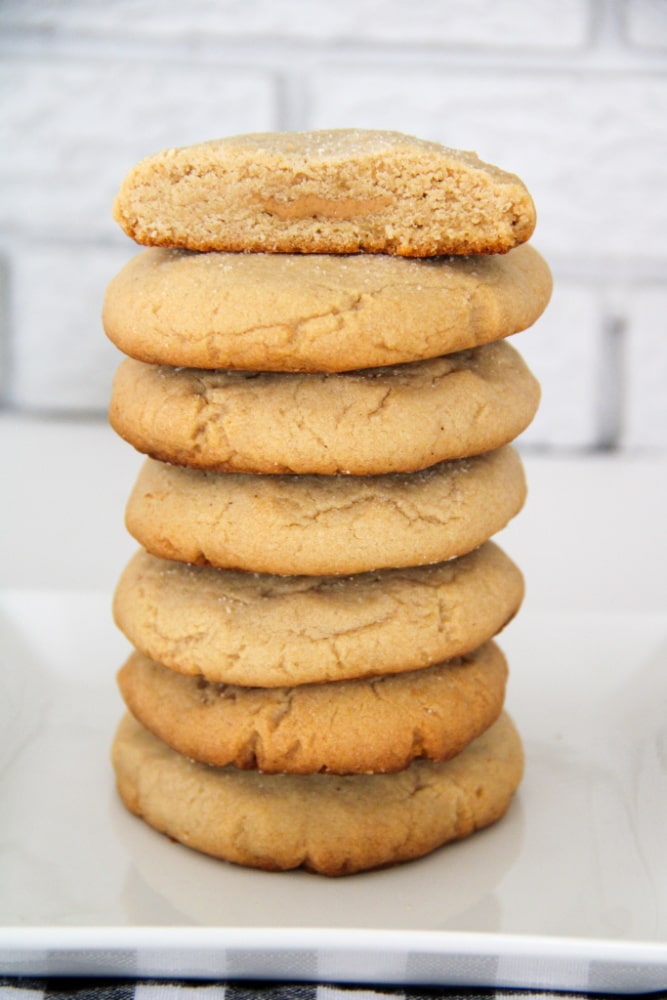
103 243 551 372
125 446 526 576
112 129 536 256
113 542 523 686
111 710 523 875
109 341 540 475
117 641 507 775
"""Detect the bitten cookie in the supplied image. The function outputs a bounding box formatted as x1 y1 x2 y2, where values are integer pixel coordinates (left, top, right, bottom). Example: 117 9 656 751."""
112 711 524 876
112 129 536 256
103 244 551 372
113 543 523 686
109 342 540 475
125 446 526 576
117 642 507 775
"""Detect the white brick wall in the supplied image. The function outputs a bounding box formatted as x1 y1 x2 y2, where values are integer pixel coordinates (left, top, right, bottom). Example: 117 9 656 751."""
625 0 667 47
0 0 665 451
0 0 593 46
622 288 667 450
511 280 605 450
7 241 132 411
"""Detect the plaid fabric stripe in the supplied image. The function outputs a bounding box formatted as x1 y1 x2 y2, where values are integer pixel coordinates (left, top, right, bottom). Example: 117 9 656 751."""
1 982 667 1000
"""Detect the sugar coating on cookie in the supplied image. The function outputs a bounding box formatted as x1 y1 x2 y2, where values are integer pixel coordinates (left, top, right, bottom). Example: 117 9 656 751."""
109 341 540 475
112 130 535 256
125 446 526 576
112 711 524 875
103 244 551 372
117 641 507 775
113 542 523 686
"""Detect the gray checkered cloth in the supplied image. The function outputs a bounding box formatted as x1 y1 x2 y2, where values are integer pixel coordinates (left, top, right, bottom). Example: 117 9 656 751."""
1 982 666 1000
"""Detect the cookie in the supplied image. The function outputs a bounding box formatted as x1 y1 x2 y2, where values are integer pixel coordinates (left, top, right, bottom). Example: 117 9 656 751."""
112 129 535 256
117 641 507 775
112 710 523 875
113 540 522 686
125 446 525 576
102 244 551 372
109 342 540 476
114 542 522 686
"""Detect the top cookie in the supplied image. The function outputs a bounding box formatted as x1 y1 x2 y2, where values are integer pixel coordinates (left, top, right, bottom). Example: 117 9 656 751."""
112 129 536 256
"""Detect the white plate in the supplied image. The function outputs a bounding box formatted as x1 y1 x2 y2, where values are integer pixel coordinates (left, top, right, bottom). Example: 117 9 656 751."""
1 590 666 992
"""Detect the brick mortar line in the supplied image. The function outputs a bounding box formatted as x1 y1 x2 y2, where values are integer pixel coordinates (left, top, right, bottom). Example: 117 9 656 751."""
595 313 626 450
1 32 665 71
544 257 667 284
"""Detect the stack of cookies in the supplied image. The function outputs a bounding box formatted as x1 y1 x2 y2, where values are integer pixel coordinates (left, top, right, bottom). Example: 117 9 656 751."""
104 130 551 876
